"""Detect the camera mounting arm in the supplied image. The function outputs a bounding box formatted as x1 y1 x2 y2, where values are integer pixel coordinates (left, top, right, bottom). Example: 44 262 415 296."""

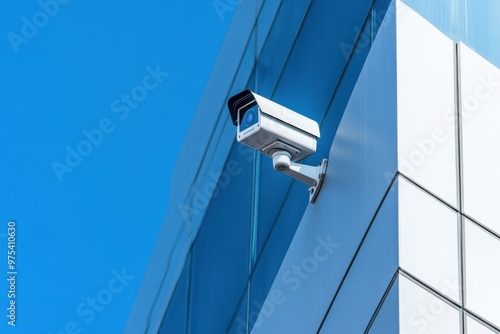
272 151 328 203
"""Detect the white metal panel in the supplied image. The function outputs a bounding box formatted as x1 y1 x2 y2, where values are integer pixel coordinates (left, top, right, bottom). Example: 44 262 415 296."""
466 316 497 334
399 275 460 334
460 42 500 235
396 2 457 208
464 219 500 328
398 177 460 302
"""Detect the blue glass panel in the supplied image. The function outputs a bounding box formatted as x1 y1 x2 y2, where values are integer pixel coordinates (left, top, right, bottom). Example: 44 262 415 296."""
254 0 313 96
226 290 248 334
318 0 393 145
319 180 399 333
255 158 296 256
317 5 376 159
158 253 190 334
248 181 308 332
187 141 253 334
256 0 287 55
244 2 397 332
247 3 398 330
367 277 400 334
255 0 375 263
231 31 257 94
271 0 373 123
373 0 395 36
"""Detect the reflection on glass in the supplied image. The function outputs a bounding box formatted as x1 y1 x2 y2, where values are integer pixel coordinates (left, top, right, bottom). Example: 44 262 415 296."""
188 141 253 334
368 277 399 334
157 254 190 333
226 291 248 334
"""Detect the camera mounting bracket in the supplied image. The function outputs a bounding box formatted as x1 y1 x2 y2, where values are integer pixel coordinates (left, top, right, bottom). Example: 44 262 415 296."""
272 151 328 203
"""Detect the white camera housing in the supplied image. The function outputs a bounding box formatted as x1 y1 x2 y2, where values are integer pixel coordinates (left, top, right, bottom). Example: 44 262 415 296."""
228 90 320 162
228 90 328 203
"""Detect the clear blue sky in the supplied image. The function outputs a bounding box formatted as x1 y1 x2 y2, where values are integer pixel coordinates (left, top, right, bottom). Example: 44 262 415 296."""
0 0 234 332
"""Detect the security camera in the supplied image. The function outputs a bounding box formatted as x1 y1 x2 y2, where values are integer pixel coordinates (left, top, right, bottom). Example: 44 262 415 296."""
228 90 328 203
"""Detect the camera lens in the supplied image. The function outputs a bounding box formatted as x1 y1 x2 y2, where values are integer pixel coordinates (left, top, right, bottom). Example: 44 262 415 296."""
244 111 255 126
240 105 258 132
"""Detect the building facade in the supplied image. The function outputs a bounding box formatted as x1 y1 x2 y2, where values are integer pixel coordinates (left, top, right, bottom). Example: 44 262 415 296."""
125 0 500 333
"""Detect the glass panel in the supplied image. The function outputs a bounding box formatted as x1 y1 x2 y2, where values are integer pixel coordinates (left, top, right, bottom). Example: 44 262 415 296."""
368 277 400 334
316 0 387 173
248 181 308 333
226 291 248 334
460 43 500 235
372 0 396 37
399 276 460 333
270 0 372 125
249 6 398 331
320 181 399 333
254 158 298 258
158 253 190 334
255 0 282 54
253 0 316 259
398 177 460 302
396 2 457 207
465 219 500 328
253 0 394 261
188 142 253 334
254 0 313 97
466 315 497 334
